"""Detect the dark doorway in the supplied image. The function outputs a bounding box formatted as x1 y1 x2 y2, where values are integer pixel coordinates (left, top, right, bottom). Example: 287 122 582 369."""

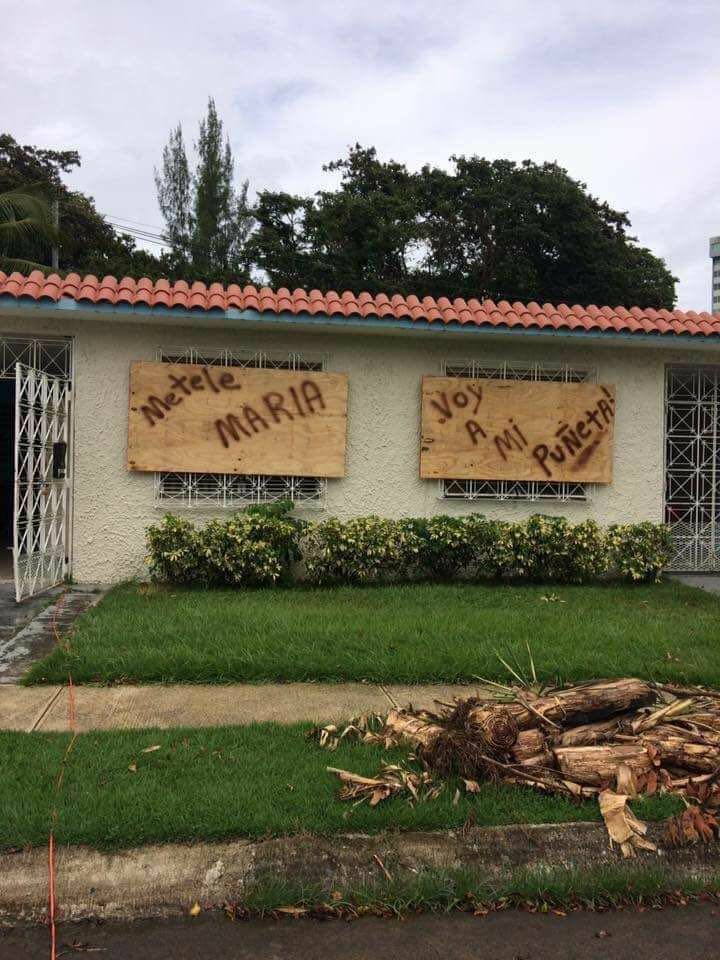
0 379 14 580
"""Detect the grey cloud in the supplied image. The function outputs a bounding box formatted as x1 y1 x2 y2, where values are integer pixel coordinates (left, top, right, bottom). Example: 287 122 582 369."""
3 0 719 308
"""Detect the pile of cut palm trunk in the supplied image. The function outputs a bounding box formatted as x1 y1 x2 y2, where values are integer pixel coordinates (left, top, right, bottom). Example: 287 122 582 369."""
315 678 720 856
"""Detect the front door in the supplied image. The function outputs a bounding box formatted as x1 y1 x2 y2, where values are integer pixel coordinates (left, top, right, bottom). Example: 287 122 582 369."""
13 363 72 601
664 366 720 572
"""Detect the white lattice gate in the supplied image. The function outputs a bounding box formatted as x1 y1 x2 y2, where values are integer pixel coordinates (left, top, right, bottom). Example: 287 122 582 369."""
665 366 720 572
13 363 72 601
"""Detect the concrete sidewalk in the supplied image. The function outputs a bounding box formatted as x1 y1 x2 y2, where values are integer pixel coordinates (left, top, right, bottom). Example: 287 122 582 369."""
0 681 475 733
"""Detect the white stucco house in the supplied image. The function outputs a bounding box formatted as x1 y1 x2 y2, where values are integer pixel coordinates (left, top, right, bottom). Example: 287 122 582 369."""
1 269 719 600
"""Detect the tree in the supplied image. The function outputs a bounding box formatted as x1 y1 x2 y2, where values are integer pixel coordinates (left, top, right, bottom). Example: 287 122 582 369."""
0 183 56 272
0 134 166 278
155 125 192 271
419 156 676 308
250 192 314 290
250 145 677 309
155 99 254 283
249 146 422 295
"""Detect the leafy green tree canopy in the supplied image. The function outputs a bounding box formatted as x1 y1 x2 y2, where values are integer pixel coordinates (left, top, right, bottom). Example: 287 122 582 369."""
250 145 677 309
2 127 677 309
0 134 164 278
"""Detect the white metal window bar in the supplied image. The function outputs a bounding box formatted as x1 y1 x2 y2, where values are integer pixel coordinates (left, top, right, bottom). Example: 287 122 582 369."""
1 336 72 381
157 346 326 372
154 346 327 507
664 366 720 572
13 363 72 601
439 360 595 503
155 473 326 507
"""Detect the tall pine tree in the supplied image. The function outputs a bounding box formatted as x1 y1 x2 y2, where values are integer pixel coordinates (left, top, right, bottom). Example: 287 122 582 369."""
155 99 253 282
154 124 191 272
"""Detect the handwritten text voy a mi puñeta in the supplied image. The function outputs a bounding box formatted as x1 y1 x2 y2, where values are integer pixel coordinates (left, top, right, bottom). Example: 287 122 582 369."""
135 366 326 446
429 383 615 478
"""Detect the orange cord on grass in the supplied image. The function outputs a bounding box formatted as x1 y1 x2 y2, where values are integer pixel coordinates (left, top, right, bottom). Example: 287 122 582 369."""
47 834 56 959
46 593 78 960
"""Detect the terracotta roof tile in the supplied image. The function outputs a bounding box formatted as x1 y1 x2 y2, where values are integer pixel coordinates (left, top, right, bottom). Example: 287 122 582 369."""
1 269 720 338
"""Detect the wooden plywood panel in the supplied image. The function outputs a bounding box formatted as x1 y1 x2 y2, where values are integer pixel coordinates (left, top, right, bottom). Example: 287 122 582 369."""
420 377 615 483
127 362 348 477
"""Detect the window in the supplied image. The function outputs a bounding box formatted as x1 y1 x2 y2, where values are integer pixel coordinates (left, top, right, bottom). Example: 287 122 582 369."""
0 336 72 381
154 346 327 507
438 360 594 502
155 472 326 507
158 346 325 372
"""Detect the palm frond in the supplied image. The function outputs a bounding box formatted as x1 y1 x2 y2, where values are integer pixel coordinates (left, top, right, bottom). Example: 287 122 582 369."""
0 216 48 239
0 183 56 243
0 254 49 273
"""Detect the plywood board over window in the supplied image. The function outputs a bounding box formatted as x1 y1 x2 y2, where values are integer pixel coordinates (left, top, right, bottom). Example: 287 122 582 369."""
420 376 615 484
127 362 348 477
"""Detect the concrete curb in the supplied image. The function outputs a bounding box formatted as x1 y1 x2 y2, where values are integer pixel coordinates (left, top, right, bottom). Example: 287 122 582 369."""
2 822 719 922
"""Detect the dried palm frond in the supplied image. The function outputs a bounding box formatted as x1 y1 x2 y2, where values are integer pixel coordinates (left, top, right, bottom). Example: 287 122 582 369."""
598 789 657 858
326 763 442 806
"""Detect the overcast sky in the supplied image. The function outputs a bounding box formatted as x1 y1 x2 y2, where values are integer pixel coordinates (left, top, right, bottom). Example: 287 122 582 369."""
4 0 720 309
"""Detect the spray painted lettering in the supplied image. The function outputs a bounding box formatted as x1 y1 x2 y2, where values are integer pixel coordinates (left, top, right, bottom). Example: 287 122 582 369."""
429 384 485 446
421 376 616 484
215 380 325 448
135 367 326 449
531 387 615 478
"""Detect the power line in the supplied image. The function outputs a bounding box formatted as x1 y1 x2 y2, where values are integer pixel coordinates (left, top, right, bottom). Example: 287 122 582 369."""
110 228 168 245
104 213 166 232
91 207 170 247
105 220 169 248
105 220 166 241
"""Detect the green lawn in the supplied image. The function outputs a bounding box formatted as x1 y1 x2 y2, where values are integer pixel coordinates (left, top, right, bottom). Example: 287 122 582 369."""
0 724 678 851
24 579 720 686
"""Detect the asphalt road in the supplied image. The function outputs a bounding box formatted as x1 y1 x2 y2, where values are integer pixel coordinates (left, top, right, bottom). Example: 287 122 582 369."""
2 904 719 960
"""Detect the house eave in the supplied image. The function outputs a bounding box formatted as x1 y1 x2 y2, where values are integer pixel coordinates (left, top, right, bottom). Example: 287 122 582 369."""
2 296 720 351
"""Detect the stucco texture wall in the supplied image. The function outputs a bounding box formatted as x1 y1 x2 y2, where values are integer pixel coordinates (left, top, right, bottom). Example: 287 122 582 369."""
1 310 706 583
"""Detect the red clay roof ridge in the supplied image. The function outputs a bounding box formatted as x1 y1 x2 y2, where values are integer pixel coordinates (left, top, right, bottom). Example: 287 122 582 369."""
0 269 718 338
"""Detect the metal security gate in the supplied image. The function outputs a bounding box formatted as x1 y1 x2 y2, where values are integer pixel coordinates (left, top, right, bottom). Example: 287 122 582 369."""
13 363 72 601
665 366 720 572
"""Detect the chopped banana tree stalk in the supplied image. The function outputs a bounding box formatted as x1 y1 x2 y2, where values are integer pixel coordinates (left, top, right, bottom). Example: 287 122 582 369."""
318 678 720 853
641 729 720 773
511 727 544 754
554 718 623 747
499 678 655 729
382 709 446 746
510 728 550 768
553 744 653 787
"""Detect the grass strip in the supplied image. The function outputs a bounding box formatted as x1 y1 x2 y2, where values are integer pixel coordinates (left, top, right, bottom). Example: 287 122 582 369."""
24 579 720 686
0 724 680 850
235 865 720 917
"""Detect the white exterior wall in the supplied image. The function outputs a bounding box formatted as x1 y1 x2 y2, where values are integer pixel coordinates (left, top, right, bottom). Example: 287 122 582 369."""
2 308 716 583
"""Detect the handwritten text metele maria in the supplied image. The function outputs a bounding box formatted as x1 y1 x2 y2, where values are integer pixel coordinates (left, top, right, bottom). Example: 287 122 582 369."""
134 366 326 447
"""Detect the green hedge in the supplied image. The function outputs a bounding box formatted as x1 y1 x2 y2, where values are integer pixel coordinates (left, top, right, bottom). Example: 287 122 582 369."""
146 504 673 587
146 502 304 587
